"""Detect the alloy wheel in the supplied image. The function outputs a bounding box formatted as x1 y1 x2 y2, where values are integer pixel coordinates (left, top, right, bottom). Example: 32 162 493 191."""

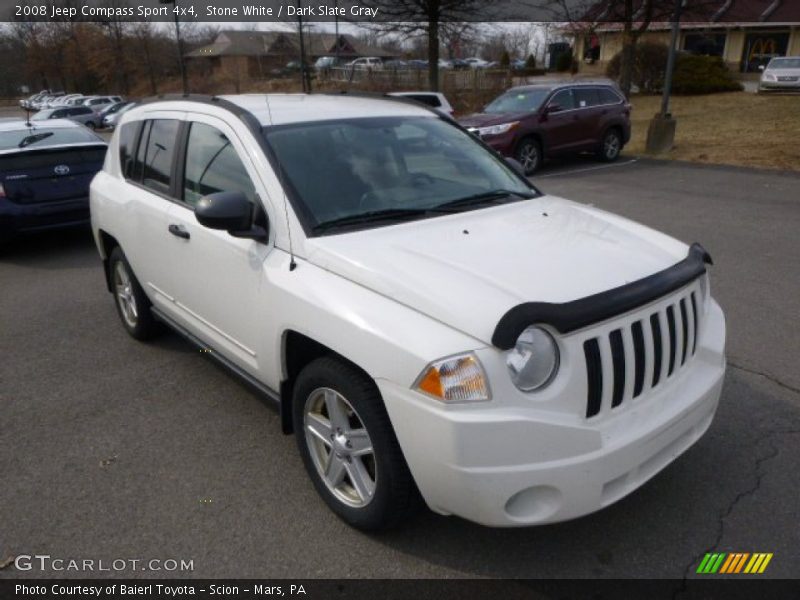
114 261 138 328
303 387 377 508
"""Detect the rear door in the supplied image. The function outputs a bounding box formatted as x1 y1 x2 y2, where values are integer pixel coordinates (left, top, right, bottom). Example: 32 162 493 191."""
115 113 186 315
541 88 582 153
572 87 604 149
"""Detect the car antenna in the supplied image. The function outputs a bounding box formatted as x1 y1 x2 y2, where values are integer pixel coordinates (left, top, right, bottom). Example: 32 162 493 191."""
264 94 297 272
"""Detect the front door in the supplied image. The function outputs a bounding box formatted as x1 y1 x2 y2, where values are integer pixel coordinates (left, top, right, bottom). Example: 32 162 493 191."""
164 116 273 376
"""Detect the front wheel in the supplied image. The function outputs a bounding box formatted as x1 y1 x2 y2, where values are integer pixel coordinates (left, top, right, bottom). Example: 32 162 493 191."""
86 121 96 130
514 137 542 175
293 357 420 530
598 128 622 162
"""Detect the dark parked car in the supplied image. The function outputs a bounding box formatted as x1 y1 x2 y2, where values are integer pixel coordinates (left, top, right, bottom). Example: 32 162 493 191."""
0 119 107 241
459 82 631 174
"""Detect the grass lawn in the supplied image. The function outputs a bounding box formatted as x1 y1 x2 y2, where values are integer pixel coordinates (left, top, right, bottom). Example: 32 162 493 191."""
627 91 800 171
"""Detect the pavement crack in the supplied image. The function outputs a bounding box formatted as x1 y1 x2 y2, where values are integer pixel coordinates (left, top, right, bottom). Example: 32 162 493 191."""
729 361 800 396
671 425 800 598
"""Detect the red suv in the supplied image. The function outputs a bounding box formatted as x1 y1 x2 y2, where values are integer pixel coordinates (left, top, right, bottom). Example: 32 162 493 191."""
459 82 631 174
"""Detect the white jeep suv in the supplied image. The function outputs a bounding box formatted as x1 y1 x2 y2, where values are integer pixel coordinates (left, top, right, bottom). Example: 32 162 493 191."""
90 94 726 530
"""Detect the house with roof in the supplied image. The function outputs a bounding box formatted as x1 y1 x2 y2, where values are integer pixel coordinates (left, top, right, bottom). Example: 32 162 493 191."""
186 30 396 82
567 0 800 76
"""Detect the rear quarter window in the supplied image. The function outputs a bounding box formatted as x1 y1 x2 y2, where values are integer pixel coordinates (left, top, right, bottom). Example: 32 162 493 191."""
599 87 623 105
404 94 442 108
118 122 139 178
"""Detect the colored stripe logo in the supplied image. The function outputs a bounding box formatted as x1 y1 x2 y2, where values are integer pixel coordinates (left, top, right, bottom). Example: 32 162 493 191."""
696 552 773 574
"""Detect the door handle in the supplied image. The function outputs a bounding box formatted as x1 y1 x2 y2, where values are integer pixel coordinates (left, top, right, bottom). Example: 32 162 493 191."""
168 224 190 240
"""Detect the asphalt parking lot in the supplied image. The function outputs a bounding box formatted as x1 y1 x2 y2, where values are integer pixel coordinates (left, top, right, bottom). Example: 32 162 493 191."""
1 151 799 582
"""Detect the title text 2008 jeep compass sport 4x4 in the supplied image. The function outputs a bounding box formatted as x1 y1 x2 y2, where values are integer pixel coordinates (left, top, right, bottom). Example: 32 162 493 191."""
90 94 726 530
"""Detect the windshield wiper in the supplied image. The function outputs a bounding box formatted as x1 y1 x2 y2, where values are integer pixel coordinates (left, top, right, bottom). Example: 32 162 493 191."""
435 189 535 210
18 132 54 148
312 207 454 233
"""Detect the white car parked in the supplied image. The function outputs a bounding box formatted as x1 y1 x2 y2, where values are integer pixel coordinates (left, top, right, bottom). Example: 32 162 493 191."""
388 91 454 116
90 94 726 530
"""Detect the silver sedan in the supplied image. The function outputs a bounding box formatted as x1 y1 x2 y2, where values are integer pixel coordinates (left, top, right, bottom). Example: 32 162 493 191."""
759 57 800 92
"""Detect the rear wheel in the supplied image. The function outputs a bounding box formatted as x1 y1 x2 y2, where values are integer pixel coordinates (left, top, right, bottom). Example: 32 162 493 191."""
109 247 162 340
293 357 420 530
514 137 541 175
598 128 622 162
86 122 96 130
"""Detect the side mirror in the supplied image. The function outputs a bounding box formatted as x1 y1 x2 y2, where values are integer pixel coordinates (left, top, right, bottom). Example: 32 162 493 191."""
504 157 527 178
545 103 563 114
195 191 268 243
758 64 766 71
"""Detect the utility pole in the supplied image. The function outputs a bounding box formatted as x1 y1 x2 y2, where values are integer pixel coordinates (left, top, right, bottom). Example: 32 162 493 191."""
297 0 311 92
646 0 683 153
160 0 188 94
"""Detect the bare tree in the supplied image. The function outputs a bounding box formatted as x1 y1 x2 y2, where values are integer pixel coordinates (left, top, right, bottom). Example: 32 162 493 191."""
361 0 493 91
546 0 720 96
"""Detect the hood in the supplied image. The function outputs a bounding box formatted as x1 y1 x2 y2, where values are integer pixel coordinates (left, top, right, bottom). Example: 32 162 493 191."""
304 197 689 346
458 111 533 128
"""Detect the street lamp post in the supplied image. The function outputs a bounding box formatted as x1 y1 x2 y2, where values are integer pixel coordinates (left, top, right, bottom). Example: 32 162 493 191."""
645 0 683 153
160 0 189 94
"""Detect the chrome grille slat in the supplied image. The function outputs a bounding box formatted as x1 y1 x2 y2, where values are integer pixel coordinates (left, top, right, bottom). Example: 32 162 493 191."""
583 285 703 419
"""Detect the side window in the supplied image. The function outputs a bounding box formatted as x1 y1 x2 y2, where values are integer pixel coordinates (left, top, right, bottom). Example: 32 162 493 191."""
182 122 257 208
599 87 623 105
131 120 151 182
574 88 601 108
118 121 138 178
407 94 441 108
549 89 575 111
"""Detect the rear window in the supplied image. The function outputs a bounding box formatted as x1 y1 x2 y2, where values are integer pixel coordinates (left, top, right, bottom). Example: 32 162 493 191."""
598 87 623 104
0 126 102 151
403 94 442 108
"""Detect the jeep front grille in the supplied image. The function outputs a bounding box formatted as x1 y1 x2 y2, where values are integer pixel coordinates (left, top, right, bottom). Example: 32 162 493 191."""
583 289 701 419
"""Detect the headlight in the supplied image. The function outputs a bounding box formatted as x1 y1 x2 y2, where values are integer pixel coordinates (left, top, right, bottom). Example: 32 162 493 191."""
763 73 776 81
505 326 559 391
413 353 490 402
477 121 519 136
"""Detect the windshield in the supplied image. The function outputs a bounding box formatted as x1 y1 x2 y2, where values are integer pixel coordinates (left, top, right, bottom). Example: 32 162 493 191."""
0 127 102 151
484 88 551 114
263 116 536 234
769 58 800 69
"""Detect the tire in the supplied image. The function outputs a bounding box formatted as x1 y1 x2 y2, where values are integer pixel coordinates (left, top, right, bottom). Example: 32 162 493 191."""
293 357 420 530
108 247 162 341
514 137 542 175
598 128 622 162
86 122 96 130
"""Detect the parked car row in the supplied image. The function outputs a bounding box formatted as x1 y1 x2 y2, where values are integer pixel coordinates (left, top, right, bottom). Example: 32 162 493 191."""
27 99 136 130
314 56 501 72
20 91 124 114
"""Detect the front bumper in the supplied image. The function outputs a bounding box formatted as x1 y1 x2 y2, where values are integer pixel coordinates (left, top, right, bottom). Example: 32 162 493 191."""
0 196 90 239
759 79 800 90
379 300 726 527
